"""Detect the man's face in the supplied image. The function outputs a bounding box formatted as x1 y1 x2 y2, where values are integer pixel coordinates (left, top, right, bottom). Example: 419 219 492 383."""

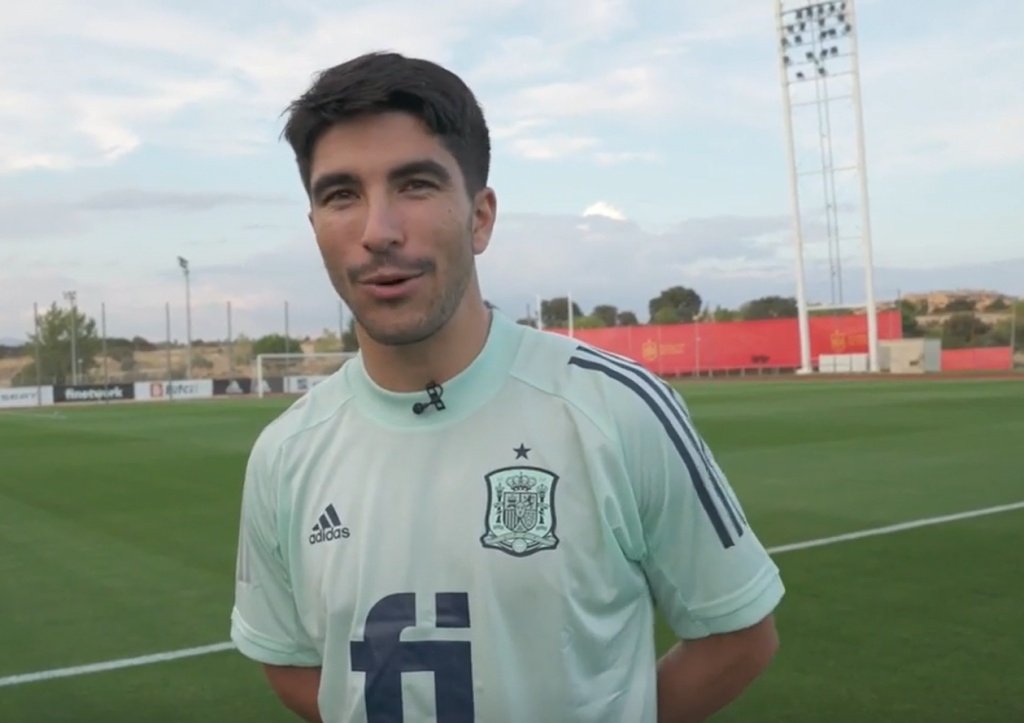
307 112 495 346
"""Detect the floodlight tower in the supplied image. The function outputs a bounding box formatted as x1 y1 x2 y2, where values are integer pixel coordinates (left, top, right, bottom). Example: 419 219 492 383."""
63 290 78 384
178 256 193 378
775 0 879 372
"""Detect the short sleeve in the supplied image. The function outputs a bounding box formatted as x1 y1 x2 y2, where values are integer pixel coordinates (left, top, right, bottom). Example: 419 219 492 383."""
230 430 321 666
625 384 784 640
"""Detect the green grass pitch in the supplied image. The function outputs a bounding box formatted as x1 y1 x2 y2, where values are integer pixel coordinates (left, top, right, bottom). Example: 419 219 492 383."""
1 378 1022 722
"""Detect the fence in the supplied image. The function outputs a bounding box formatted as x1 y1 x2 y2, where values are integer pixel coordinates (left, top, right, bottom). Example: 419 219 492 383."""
0 296 352 389
941 347 1013 372
0 374 336 410
545 310 904 376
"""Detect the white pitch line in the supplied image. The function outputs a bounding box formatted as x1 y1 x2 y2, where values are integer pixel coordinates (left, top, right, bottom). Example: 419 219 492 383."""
766 500 1024 554
0 642 235 688
3 500 1023 689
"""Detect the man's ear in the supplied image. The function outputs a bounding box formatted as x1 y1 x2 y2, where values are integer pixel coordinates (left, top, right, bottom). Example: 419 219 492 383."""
471 187 497 255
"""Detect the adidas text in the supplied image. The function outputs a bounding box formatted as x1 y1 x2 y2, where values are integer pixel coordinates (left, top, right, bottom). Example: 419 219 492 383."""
309 527 350 545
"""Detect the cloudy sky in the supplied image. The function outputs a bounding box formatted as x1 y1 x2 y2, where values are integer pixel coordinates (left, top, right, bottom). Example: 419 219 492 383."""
1 0 1021 343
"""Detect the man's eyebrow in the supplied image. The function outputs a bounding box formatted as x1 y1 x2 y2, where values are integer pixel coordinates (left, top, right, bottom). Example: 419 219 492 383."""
310 160 453 200
388 159 452 185
310 172 358 200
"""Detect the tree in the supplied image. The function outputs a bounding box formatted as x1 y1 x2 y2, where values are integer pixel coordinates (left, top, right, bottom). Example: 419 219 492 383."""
616 311 639 326
648 286 702 323
1014 300 1024 352
941 313 990 349
15 302 101 385
899 299 923 338
942 297 976 313
573 315 605 329
740 296 798 320
253 334 303 356
342 318 360 352
232 333 253 367
652 306 681 324
711 306 739 322
314 328 342 353
592 305 619 327
541 297 583 328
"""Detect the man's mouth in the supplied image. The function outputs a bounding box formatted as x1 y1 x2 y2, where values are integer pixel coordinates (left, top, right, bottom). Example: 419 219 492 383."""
362 272 422 286
359 270 426 300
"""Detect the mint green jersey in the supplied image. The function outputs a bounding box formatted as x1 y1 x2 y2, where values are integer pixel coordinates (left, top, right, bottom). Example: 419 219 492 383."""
231 310 784 723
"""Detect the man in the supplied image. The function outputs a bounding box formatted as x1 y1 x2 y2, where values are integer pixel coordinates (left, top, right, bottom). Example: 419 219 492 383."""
231 51 783 723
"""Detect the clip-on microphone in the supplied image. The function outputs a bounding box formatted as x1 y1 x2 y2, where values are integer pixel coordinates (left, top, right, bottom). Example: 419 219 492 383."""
412 381 446 415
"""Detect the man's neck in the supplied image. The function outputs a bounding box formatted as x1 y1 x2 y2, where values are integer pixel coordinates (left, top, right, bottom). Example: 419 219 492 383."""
358 299 493 393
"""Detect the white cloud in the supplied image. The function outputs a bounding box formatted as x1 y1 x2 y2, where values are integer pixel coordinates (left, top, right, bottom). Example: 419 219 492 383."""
0 191 295 241
1 0 1020 179
0 0 1021 343
582 202 628 222
593 151 661 166
509 135 600 160
507 66 668 120
2 209 1021 340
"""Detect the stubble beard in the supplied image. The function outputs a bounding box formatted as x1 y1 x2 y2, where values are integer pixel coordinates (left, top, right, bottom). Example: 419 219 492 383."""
347 235 476 348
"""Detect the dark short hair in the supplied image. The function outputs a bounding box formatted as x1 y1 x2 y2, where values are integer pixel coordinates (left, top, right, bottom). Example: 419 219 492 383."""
282 52 491 197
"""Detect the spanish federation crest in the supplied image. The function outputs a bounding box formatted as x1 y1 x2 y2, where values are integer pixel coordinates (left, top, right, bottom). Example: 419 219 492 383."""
481 466 559 557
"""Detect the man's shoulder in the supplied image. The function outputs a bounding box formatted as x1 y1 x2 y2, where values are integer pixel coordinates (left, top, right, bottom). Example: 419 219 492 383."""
250 364 356 459
511 328 674 434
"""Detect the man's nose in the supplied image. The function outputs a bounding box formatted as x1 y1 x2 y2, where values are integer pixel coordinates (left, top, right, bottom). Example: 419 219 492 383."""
361 195 403 254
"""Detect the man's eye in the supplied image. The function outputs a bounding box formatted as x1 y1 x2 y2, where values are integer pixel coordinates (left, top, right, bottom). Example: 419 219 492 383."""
324 189 355 203
403 179 436 192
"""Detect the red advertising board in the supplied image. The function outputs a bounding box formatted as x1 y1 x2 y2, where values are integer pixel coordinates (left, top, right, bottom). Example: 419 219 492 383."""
941 347 1012 371
546 310 903 375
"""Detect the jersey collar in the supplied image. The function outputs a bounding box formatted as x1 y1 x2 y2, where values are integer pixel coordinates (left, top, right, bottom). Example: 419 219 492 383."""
345 310 521 428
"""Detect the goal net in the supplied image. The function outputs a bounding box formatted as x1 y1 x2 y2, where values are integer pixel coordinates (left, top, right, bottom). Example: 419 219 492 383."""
255 352 358 399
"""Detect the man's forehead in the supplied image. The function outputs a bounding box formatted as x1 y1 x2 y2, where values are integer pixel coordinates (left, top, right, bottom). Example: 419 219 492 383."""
310 116 456 175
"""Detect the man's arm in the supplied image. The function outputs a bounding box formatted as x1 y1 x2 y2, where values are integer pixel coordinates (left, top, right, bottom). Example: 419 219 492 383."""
230 428 324 719
605 380 784 721
263 665 324 723
656 615 780 723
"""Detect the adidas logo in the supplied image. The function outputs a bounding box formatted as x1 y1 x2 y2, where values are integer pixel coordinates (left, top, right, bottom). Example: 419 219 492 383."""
308 503 351 545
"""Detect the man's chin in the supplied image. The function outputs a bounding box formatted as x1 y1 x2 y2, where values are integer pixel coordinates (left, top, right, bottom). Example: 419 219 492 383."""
360 317 438 347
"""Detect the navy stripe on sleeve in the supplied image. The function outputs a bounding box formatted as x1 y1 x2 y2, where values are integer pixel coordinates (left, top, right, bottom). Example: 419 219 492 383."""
568 353 741 548
574 346 747 537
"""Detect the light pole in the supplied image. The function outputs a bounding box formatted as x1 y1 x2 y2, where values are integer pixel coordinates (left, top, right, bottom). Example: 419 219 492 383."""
775 0 879 372
62 290 78 384
178 256 192 379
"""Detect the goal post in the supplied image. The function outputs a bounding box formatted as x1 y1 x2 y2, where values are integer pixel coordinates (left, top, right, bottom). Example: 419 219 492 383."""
255 352 358 399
